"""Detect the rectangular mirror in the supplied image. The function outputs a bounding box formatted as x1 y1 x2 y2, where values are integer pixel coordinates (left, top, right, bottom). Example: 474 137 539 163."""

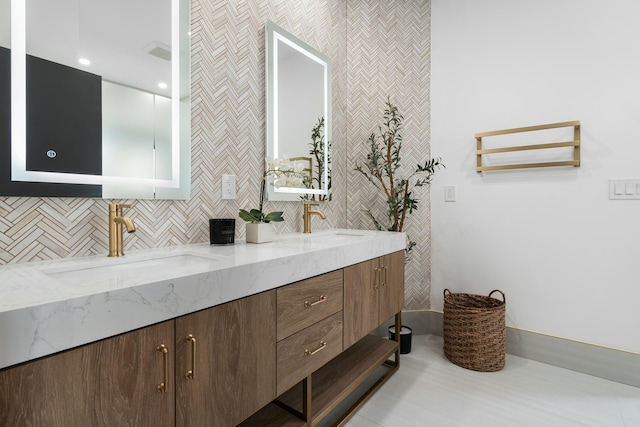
265 20 331 201
0 0 191 199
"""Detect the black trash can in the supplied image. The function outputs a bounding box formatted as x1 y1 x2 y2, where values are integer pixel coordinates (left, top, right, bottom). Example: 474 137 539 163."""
388 325 412 354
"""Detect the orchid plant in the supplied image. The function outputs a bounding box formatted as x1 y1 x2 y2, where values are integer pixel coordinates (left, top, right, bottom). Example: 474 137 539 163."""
238 158 309 224
268 158 311 190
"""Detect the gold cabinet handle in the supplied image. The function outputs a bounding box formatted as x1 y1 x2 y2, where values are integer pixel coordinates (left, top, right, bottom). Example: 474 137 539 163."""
381 265 388 287
185 334 196 380
304 341 327 356
304 295 327 307
156 344 168 393
374 267 380 290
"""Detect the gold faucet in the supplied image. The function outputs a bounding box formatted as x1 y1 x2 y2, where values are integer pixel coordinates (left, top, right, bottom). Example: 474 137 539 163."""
303 202 326 233
108 203 136 257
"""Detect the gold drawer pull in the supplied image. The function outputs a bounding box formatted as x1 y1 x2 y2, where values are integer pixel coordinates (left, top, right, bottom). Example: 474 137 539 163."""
304 341 327 356
156 344 168 393
185 334 196 380
374 267 381 290
304 295 327 307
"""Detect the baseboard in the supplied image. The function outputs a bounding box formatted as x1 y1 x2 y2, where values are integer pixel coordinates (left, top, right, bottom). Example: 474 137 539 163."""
375 310 434 336
378 310 640 388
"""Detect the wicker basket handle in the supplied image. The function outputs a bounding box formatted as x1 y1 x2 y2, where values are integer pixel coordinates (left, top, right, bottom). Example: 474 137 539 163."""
444 288 452 298
488 289 506 304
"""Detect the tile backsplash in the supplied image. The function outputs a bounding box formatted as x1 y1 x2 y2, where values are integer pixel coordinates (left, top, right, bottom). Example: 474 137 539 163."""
0 0 432 310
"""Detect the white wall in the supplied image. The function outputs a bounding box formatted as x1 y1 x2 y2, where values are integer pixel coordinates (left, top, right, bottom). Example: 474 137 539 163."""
430 0 640 354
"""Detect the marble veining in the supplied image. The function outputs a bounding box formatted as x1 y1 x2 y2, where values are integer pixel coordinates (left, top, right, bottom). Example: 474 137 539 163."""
0 229 405 370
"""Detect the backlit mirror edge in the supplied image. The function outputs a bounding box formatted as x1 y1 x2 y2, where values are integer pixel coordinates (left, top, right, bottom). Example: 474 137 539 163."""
265 19 331 200
9 0 190 198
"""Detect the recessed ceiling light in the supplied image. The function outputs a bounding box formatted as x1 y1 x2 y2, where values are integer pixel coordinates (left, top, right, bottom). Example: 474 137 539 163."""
158 82 168 89
78 58 91 66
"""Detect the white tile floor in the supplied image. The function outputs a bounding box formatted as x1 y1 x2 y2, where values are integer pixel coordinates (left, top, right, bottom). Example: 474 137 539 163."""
346 335 640 427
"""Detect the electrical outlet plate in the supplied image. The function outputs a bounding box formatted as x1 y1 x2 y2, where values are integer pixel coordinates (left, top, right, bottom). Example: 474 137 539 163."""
222 174 237 200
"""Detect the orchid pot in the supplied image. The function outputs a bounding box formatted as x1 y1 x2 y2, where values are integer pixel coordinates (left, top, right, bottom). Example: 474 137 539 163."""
245 222 273 244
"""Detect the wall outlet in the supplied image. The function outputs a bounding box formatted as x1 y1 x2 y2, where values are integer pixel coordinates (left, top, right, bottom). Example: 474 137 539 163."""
444 185 456 202
221 174 237 200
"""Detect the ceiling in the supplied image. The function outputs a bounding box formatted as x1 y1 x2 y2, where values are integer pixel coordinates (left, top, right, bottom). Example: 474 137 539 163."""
1 0 172 96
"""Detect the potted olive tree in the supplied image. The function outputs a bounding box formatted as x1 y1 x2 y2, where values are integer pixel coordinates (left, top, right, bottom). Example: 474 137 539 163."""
354 97 444 252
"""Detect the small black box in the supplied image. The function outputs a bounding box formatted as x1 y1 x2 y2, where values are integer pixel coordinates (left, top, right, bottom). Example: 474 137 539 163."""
209 218 235 244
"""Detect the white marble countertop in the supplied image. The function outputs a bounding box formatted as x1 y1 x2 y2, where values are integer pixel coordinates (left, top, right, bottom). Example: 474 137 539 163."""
0 229 406 370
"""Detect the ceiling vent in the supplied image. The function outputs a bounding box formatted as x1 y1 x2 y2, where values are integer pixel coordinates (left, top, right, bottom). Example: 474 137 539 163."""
144 41 171 61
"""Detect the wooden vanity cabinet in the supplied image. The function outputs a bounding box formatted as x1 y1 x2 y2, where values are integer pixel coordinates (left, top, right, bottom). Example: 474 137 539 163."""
0 251 403 427
275 270 344 395
343 250 405 348
175 290 277 427
0 320 175 427
0 291 276 427
378 251 406 324
244 253 405 427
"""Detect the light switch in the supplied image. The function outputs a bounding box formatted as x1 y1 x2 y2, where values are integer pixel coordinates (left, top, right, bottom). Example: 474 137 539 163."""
444 185 456 202
610 178 640 200
626 183 635 195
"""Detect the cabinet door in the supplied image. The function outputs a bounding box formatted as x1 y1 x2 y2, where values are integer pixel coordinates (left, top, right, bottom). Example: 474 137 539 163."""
379 250 405 323
0 320 175 427
343 258 379 349
176 290 277 427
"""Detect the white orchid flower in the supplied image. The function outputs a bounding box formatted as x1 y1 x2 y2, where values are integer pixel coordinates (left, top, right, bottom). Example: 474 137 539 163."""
280 165 293 172
293 160 306 173
273 177 286 188
287 176 304 187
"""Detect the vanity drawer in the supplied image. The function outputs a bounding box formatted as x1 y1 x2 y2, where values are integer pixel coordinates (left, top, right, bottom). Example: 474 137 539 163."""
276 311 343 395
276 269 343 341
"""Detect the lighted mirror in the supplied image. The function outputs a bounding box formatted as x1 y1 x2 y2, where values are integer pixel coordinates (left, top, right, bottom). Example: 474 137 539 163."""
0 0 190 199
265 20 331 201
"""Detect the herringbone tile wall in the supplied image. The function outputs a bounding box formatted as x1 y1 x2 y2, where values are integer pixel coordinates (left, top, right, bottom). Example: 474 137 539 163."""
346 0 432 310
0 0 433 309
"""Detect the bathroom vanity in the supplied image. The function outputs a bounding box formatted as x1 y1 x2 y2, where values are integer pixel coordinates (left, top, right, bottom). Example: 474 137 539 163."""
0 229 406 426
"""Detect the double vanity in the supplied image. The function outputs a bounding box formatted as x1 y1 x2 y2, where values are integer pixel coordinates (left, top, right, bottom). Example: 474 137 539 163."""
0 229 406 426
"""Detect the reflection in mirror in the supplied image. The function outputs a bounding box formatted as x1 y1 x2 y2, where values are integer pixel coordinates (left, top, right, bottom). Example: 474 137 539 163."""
0 0 190 199
265 20 331 202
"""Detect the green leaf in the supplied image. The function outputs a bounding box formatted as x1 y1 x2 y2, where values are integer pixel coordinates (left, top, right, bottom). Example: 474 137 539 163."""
263 211 284 223
239 209 263 223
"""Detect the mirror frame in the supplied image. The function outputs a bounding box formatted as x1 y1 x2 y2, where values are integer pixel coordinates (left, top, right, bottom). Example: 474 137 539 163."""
8 0 190 197
265 20 331 198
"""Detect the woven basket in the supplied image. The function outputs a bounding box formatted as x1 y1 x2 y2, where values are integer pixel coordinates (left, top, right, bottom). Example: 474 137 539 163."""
443 289 506 372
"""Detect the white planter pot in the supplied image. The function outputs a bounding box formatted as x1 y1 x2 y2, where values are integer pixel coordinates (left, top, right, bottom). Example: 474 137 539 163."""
245 222 273 243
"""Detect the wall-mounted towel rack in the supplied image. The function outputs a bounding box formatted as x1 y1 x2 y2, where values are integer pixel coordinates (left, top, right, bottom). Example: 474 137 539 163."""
475 120 580 173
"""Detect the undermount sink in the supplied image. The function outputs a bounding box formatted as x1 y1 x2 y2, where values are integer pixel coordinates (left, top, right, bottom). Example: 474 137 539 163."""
303 230 367 238
277 230 370 246
305 232 366 240
43 252 223 284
